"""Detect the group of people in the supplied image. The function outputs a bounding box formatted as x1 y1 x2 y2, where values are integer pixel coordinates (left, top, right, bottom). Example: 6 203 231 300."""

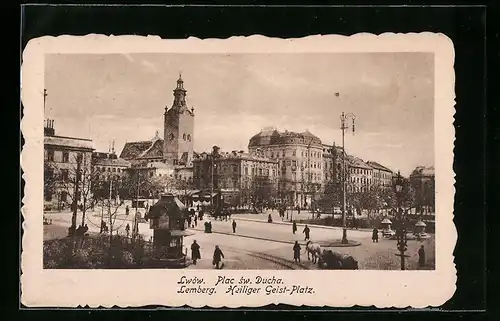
190 240 225 269
371 227 427 268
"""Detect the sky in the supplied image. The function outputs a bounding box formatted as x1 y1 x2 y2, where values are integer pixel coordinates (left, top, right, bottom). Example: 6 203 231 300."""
44 52 434 176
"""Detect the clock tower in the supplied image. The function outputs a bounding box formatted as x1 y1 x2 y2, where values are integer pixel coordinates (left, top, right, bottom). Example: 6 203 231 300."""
163 74 195 166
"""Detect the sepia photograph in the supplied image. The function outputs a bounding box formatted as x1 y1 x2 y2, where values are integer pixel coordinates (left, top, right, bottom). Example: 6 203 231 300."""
21 34 455 307
42 51 436 271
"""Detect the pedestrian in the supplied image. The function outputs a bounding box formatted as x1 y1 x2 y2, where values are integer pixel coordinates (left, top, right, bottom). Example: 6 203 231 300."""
187 216 192 228
232 220 237 233
303 225 310 241
297 205 301 215
194 215 198 227
125 223 130 238
293 241 301 263
292 220 297 234
418 245 426 268
268 214 273 223
372 227 379 243
213 245 225 269
191 240 201 265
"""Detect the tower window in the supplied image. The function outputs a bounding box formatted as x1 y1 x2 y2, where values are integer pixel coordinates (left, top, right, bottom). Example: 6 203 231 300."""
187 134 191 142
183 134 186 140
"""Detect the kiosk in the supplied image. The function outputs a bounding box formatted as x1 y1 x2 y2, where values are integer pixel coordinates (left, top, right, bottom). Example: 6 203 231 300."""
145 194 193 268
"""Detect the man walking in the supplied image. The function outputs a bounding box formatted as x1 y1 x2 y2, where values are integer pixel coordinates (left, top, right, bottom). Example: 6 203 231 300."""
293 241 301 263
372 227 379 243
213 245 225 269
303 225 310 241
232 220 237 233
418 245 426 268
125 223 130 238
191 240 201 265
292 220 297 234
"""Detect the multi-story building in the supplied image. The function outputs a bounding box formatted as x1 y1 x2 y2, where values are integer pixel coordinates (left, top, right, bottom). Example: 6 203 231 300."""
248 127 328 207
347 156 373 193
322 143 344 186
366 161 393 188
409 166 435 215
193 147 279 207
43 119 94 211
92 150 131 181
119 75 195 183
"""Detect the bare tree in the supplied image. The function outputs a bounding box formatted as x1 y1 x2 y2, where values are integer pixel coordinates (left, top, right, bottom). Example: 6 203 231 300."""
48 153 100 235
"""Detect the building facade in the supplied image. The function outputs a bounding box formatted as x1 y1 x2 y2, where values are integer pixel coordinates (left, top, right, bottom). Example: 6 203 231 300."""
347 156 374 193
92 150 131 181
44 119 94 210
367 161 393 188
409 166 435 215
119 75 195 186
248 127 329 207
193 147 279 207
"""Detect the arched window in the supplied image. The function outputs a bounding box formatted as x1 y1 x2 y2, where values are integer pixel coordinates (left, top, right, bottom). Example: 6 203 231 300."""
187 134 191 141
183 133 186 140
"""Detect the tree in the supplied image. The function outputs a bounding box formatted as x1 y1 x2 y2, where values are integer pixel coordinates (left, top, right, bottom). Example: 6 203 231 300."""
250 176 275 211
44 162 57 206
50 153 100 234
318 181 342 213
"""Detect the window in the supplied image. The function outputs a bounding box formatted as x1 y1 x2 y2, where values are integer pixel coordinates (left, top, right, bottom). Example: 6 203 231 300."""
47 150 54 162
292 150 296 156
112 168 116 172
183 134 186 140
282 150 285 157
187 134 191 141
61 169 69 182
271 152 274 158
62 152 69 163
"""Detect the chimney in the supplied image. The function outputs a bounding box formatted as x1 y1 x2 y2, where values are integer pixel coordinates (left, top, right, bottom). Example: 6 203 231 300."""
44 119 55 136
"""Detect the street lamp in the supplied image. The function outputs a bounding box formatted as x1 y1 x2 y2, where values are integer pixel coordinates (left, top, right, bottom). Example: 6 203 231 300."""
340 111 356 244
394 171 408 270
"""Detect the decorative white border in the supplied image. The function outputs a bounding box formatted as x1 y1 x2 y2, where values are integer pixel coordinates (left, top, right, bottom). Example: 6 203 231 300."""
21 33 456 308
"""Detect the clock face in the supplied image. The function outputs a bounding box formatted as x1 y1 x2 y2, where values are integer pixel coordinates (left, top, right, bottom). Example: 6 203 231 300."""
169 133 175 141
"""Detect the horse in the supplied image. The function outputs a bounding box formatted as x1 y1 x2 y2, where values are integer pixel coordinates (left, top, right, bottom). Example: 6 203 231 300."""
319 250 359 270
305 241 322 264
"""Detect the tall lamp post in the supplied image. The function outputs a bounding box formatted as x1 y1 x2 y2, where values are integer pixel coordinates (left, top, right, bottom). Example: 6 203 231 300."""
394 171 408 270
340 112 356 244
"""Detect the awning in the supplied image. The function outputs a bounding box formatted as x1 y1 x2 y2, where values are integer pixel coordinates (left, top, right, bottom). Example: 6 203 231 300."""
415 220 427 227
381 218 392 224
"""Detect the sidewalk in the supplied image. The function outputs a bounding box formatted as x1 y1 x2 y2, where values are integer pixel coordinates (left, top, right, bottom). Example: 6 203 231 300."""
230 212 373 233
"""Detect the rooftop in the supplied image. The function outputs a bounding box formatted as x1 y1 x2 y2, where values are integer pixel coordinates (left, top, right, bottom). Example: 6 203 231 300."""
44 135 94 151
410 166 435 177
119 131 163 160
94 157 131 167
367 161 393 173
248 128 322 147
347 156 373 170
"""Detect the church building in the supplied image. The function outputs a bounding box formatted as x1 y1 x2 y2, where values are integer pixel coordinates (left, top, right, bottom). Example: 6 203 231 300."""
119 75 196 182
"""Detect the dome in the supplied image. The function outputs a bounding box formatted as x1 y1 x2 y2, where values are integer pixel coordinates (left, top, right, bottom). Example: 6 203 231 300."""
248 128 279 147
